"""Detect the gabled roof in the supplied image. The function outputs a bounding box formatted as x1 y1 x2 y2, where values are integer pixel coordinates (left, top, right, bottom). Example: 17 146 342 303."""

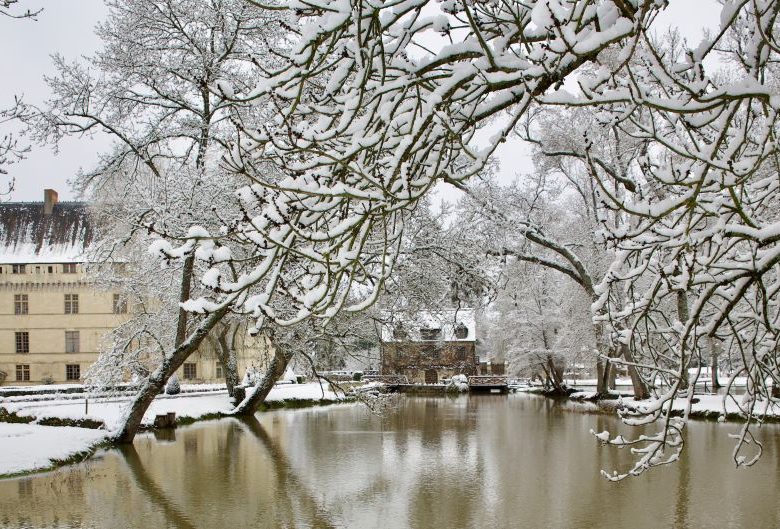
380 308 476 343
0 202 93 264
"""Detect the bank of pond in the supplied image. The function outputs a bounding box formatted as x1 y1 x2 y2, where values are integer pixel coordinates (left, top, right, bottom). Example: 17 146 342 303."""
1 394 779 529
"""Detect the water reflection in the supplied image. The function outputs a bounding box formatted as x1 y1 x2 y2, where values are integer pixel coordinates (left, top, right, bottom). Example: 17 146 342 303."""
0 395 779 529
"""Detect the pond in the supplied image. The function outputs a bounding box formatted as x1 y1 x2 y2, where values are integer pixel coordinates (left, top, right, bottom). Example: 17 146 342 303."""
1 394 779 529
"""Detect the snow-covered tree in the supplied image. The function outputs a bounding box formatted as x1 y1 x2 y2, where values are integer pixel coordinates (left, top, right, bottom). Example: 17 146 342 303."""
199 0 776 478
22 0 290 442
0 101 26 190
0 0 41 19
552 6 780 478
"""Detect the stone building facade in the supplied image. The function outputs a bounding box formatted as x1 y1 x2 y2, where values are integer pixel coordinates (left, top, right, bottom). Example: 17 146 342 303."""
0 189 267 386
380 309 477 384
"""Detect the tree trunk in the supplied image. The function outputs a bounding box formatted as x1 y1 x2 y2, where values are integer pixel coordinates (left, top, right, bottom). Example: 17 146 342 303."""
210 323 240 397
114 307 229 444
598 355 613 396
707 335 721 390
621 343 650 400
593 321 610 395
175 252 196 348
596 358 608 395
676 290 690 391
608 363 617 390
232 335 292 416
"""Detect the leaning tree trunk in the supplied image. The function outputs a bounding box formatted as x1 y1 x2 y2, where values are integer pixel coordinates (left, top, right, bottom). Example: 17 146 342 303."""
544 353 565 393
232 335 293 416
174 252 196 347
115 307 229 444
210 323 240 397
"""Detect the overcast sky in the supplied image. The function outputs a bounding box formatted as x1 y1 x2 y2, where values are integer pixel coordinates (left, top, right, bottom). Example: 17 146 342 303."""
0 1 721 203
0 0 108 202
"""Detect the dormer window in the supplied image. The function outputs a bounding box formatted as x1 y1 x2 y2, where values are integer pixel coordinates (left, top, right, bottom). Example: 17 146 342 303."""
392 325 407 340
420 328 442 341
12 264 25 274
455 323 469 339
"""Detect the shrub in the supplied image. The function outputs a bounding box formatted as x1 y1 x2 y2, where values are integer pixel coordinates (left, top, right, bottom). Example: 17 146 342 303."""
165 374 181 395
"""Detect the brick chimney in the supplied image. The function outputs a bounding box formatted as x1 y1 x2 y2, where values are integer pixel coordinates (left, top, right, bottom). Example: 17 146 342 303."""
43 189 58 215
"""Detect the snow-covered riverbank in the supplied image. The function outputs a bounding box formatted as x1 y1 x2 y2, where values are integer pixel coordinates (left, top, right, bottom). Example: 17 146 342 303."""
0 382 344 477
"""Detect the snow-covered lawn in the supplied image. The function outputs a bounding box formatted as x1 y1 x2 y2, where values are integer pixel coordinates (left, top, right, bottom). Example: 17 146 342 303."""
565 375 749 388
2 382 340 430
0 423 109 477
625 393 780 419
0 382 342 477
569 391 780 420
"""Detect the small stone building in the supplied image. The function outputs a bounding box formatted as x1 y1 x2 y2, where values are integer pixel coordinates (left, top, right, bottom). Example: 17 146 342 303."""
380 309 477 384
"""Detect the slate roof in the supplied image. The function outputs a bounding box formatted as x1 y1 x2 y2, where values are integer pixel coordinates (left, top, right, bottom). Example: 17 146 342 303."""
380 308 476 343
0 201 93 264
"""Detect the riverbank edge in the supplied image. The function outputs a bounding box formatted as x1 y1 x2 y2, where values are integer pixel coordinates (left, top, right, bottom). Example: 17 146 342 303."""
0 396 353 480
534 388 780 424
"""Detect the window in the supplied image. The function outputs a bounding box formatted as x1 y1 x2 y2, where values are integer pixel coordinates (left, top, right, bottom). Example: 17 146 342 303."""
15 332 29 353
454 323 469 339
65 331 80 353
424 343 440 359
14 294 28 315
34 266 42 274
112 294 127 314
15 364 30 382
64 294 79 314
63 263 77 274
420 328 442 341
456 345 467 361
215 364 224 379
183 363 197 380
47 266 53 273
12 264 26 274
66 364 81 381
392 325 407 340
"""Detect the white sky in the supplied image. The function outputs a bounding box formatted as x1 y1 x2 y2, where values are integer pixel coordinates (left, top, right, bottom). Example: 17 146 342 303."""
0 0 109 202
0 0 721 203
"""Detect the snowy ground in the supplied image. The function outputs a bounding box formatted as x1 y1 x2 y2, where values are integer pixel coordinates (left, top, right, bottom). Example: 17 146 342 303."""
0 423 109 477
568 390 780 420
0 382 342 477
2 382 340 429
626 393 780 419
565 375 748 388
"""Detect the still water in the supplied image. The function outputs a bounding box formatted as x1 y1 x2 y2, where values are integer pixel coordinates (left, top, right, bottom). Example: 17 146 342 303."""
1 395 779 529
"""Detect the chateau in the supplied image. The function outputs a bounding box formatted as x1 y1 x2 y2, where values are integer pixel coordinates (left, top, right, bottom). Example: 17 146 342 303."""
0 189 267 385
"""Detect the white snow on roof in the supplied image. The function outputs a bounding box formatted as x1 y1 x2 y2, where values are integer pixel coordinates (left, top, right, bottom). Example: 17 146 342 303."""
0 202 92 264
380 308 476 342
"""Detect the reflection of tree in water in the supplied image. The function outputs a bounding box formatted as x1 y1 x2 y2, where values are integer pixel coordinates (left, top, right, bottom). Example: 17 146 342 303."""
238 416 337 529
673 445 691 529
120 420 336 529
119 444 198 529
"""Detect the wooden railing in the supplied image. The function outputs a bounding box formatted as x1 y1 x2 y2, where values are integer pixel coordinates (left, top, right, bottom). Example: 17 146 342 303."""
363 375 409 384
468 376 508 387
